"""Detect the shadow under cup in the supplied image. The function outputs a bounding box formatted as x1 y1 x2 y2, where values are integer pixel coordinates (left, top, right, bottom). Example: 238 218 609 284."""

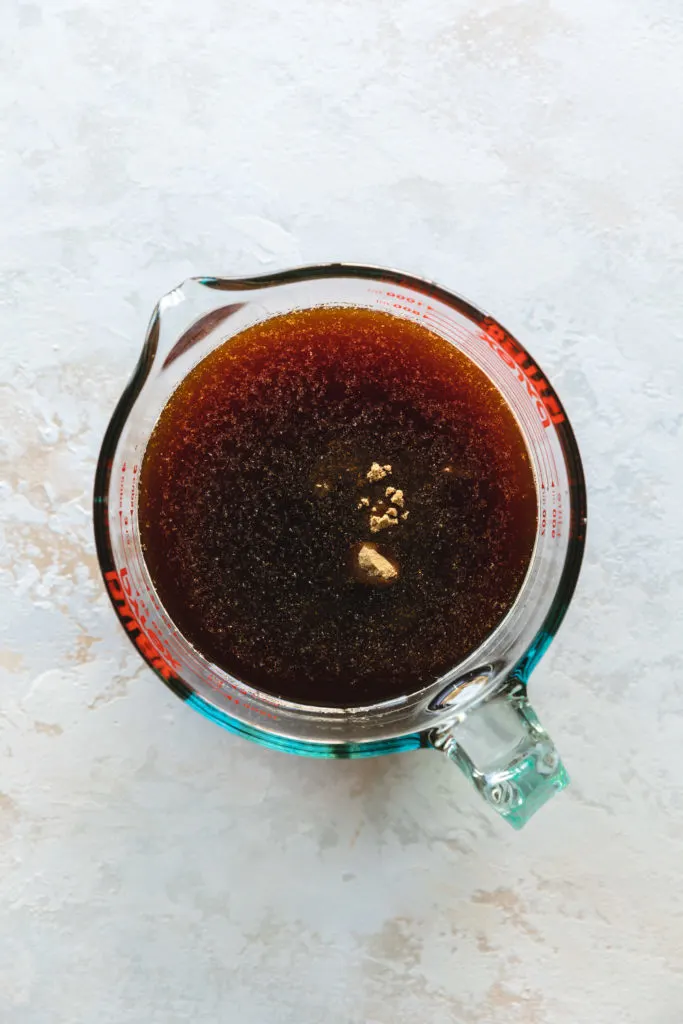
93 264 586 828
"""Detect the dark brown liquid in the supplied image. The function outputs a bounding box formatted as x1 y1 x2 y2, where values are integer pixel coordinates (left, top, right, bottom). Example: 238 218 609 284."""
139 307 536 706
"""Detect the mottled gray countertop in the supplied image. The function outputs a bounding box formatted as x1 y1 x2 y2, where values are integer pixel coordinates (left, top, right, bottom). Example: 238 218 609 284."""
1 1 682 1022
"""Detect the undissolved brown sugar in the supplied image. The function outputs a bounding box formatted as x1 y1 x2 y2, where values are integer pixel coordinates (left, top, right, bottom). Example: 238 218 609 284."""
138 306 537 707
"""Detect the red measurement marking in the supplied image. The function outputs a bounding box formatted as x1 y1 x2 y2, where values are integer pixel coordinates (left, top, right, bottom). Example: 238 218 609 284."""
540 481 563 540
368 287 429 318
468 321 555 486
480 318 565 427
420 308 561 505
105 569 181 681
202 671 279 720
390 302 428 316
384 291 424 306
106 569 278 721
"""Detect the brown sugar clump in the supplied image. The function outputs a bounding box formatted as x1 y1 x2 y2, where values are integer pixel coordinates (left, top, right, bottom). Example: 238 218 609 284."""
353 543 399 586
367 462 391 483
370 512 398 533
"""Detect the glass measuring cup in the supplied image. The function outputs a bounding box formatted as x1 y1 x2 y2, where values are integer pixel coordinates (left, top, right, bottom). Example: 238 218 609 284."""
93 264 586 828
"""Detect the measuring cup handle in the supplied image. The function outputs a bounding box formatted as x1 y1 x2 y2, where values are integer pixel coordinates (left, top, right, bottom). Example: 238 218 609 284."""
429 684 569 829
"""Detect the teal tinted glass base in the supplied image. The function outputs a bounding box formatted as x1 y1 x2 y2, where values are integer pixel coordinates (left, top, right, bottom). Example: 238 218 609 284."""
187 693 424 759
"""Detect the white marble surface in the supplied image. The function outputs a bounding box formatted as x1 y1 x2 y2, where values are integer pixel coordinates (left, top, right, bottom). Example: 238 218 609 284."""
2 1 683 1021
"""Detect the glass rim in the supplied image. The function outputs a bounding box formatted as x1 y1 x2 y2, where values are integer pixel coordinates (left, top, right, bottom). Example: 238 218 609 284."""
93 262 587 726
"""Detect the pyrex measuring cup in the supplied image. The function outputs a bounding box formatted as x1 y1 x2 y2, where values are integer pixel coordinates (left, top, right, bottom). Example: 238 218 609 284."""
94 264 586 828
